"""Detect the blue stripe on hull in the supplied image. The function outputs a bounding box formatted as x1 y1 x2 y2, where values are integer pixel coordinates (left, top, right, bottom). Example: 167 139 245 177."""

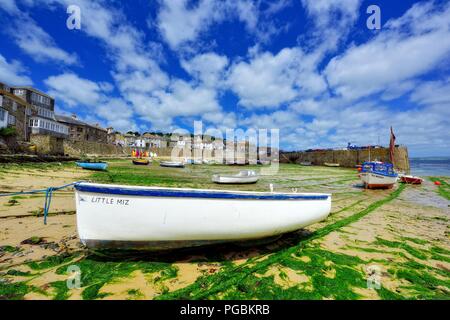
75 184 329 200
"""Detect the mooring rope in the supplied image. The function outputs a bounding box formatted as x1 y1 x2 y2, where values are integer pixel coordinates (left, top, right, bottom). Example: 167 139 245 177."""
0 181 85 224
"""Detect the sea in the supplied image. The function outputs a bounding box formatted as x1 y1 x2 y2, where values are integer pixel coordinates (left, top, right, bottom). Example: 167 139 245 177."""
410 157 450 177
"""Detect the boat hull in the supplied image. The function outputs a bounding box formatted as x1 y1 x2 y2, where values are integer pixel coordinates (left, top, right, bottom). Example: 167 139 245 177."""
212 175 259 184
132 159 150 165
360 172 397 189
160 161 185 168
400 176 423 185
74 183 331 250
324 163 340 167
76 162 108 171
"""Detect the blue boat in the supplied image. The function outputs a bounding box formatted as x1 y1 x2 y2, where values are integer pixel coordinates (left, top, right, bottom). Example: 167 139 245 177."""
76 162 108 171
359 161 398 189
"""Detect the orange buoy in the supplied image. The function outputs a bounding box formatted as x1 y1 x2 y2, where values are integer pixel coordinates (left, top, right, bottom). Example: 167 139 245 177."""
434 181 442 186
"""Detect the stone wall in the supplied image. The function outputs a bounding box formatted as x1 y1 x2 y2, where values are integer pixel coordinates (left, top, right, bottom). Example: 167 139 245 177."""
30 134 65 156
63 140 128 156
280 146 410 172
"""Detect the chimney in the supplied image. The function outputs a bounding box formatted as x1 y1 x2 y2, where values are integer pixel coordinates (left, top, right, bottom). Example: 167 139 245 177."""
71 114 77 119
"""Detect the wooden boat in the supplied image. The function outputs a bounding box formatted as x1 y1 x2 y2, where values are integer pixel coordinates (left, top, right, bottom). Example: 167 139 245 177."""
74 182 332 250
212 170 259 184
160 161 185 168
399 175 423 185
324 163 340 167
300 161 312 166
76 162 108 171
132 159 150 166
359 161 398 189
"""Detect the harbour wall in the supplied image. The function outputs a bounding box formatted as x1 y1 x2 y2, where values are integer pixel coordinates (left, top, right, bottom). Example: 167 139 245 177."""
280 146 410 172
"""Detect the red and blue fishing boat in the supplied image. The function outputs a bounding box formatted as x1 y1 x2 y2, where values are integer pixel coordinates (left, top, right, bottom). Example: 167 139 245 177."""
359 161 398 189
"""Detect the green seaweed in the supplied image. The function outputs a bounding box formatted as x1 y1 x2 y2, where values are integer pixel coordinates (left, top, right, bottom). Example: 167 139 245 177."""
429 177 450 200
27 253 77 270
6 269 32 277
401 237 428 245
393 268 450 299
127 289 144 299
374 238 428 260
0 281 31 300
158 184 406 300
50 281 71 300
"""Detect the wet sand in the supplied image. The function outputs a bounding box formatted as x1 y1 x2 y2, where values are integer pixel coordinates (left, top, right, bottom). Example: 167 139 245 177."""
0 161 449 300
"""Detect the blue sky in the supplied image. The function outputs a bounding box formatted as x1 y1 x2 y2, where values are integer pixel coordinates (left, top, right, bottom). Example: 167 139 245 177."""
0 0 449 156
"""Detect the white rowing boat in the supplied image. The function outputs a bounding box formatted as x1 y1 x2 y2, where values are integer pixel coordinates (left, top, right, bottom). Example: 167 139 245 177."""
212 170 259 184
74 182 332 250
324 163 340 167
160 161 185 168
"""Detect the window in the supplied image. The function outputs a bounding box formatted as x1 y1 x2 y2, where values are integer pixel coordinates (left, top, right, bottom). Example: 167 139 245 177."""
7 114 16 125
12 102 17 112
0 108 6 121
0 95 3 107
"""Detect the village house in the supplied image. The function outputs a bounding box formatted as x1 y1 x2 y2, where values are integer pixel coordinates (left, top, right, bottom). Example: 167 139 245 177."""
12 86 69 139
141 133 169 148
123 132 138 147
55 114 107 143
0 82 30 142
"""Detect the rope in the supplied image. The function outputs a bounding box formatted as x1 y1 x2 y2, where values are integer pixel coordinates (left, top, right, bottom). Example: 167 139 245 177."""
0 181 85 225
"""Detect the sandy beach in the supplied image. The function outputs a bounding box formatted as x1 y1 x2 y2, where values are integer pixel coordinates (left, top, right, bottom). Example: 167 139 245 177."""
0 161 449 300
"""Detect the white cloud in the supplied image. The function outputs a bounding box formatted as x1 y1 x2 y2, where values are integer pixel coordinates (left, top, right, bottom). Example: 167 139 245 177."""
13 17 78 65
45 72 136 131
156 0 260 50
44 73 108 107
128 79 221 129
0 54 33 85
181 52 228 87
1 2 78 65
325 1 450 100
410 78 450 106
300 0 361 54
227 47 326 108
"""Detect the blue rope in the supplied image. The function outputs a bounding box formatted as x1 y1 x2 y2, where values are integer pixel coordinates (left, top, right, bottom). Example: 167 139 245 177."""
0 181 85 224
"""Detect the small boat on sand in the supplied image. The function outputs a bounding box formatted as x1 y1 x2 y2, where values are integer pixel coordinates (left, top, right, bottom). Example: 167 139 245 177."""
160 161 185 168
212 170 259 184
324 163 340 167
399 175 423 185
76 162 108 171
74 182 332 250
132 159 150 166
359 161 398 189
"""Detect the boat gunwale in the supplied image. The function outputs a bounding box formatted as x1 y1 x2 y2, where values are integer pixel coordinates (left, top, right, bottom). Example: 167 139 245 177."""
75 183 331 200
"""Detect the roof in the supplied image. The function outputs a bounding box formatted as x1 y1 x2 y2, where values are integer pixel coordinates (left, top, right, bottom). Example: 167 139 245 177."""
55 115 86 126
55 114 107 132
13 86 54 100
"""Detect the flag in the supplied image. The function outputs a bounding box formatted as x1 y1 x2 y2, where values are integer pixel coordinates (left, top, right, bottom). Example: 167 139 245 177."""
389 126 396 164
